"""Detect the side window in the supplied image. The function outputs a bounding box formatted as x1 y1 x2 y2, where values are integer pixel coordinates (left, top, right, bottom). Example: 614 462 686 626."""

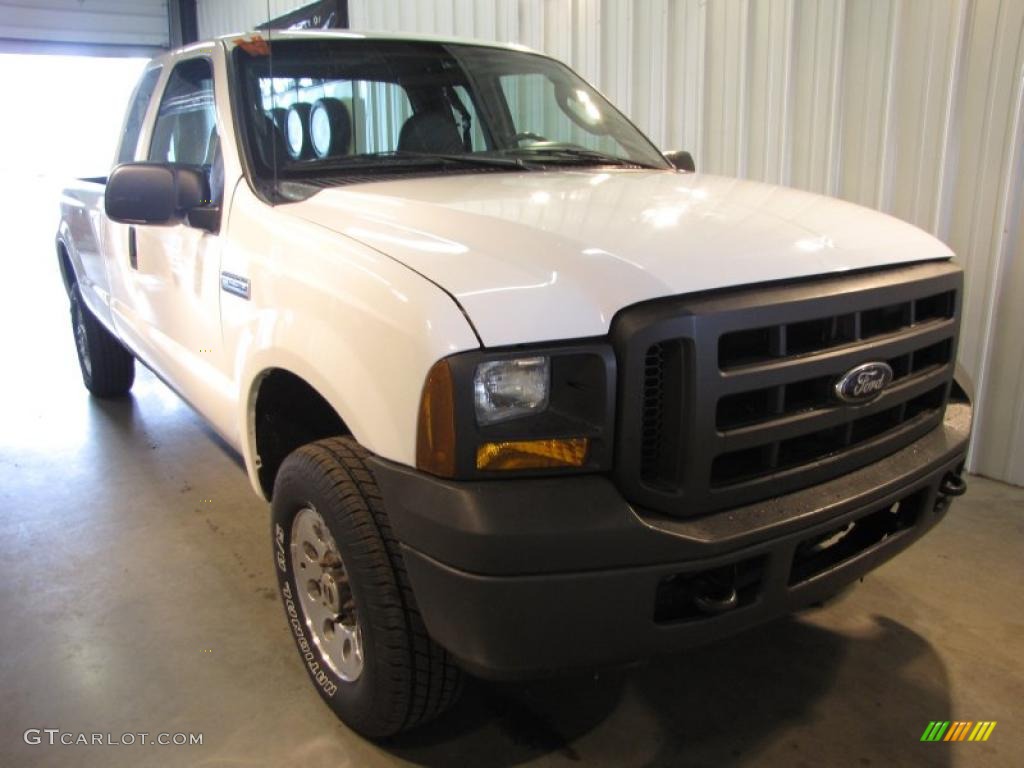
115 67 162 164
356 80 413 153
148 58 217 166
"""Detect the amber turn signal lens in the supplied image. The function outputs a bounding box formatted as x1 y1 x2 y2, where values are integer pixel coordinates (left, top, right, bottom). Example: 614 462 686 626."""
416 360 457 477
476 438 589 471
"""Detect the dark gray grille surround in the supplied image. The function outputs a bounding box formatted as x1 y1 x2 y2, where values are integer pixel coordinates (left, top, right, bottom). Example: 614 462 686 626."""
611 261 962 518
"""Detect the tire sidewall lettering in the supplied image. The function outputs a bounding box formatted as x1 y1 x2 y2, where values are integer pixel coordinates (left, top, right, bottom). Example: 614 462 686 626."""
278 525 340 699
274 522 287 573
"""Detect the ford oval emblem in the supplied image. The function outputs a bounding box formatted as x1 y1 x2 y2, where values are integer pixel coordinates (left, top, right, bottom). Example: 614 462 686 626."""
834 362 893 404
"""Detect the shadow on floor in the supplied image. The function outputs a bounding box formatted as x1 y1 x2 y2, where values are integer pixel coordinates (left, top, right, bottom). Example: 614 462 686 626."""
89 387 246 473
385 612 952 768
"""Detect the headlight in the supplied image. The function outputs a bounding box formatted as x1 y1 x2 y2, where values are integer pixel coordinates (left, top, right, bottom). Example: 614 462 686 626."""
473 357 549 425
416 345 616 478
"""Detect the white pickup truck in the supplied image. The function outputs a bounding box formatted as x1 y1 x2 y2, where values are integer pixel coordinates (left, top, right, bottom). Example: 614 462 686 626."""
58 31 972 738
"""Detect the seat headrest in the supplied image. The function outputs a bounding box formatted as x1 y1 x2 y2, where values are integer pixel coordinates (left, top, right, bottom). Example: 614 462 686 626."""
398 110 464 154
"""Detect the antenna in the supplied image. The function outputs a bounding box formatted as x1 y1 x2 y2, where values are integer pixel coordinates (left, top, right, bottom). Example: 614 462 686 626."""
267 0 277 200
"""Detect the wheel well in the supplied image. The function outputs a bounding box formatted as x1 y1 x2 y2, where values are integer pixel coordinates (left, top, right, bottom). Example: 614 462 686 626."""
57 241 75 295
253 369 350 497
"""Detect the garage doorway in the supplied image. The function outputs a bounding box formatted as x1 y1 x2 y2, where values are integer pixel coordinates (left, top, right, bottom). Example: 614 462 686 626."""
0 53 148 403
0 53 147 179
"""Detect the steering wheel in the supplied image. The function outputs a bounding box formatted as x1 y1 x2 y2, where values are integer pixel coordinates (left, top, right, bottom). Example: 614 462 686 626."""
512 131 549 144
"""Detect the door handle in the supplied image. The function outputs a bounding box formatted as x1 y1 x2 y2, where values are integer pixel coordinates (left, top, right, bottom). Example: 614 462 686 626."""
129 226 138 270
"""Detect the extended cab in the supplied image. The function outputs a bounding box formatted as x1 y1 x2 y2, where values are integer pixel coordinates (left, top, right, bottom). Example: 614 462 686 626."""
57 31 972 738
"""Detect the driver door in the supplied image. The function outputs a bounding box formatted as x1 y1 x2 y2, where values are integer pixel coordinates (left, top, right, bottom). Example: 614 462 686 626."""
123 57 232 433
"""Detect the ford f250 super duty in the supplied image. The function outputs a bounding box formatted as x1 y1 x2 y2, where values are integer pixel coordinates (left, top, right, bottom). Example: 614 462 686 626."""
57 31 972 738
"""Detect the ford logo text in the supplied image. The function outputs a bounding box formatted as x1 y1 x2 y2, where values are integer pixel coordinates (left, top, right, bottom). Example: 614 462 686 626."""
834 362 894 404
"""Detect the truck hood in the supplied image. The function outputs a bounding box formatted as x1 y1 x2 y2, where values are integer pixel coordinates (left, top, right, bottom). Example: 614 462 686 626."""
281 170 953 347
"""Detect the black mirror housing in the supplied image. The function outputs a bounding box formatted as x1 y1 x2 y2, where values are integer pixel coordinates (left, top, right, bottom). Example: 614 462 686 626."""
105 163 210 226
664 150 696 172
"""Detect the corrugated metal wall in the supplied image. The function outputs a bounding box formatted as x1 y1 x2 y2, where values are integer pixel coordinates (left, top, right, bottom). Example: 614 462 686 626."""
197 0 313 38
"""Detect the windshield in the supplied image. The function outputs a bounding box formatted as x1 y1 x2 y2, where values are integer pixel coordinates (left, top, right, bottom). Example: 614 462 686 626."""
230 37 670 198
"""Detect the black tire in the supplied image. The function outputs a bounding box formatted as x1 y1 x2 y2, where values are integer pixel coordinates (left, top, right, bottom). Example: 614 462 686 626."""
69 285 135 397
271 437 463 738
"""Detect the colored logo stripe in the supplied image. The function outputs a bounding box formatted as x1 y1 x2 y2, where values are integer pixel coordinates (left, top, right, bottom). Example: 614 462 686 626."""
944 721 971 741
921 721 996 742
969 722 997 741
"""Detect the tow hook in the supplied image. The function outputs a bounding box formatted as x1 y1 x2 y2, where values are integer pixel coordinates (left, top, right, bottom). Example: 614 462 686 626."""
692 569 739 615
940 472 968 497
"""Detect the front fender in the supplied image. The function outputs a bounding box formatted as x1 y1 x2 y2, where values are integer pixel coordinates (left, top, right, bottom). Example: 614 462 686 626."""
223 186 480 498
236 343 389 498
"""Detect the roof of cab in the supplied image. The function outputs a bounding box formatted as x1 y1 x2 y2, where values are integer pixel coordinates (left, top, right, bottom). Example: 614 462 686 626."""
150 30 539 72
213 28 535 53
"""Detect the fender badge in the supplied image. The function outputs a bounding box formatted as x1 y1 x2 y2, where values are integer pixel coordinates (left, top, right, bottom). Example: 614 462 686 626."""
220 272 250 300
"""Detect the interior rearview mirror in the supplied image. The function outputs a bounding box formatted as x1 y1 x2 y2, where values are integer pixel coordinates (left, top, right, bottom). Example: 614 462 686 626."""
664 150 696 172
105 163 210 226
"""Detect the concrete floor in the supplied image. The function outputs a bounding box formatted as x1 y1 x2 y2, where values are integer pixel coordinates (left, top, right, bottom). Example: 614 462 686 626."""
1 177 1021 768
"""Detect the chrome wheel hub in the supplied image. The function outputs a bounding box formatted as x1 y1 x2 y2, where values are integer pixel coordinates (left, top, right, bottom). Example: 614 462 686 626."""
290 505 363 681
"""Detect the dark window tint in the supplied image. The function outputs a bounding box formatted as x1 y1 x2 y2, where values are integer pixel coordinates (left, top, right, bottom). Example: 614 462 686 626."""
148 58 217 166
116 67 162 164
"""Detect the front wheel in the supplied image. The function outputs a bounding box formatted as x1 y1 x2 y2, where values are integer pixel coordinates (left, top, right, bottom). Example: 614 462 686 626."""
69 285 135 397
270 437 463 738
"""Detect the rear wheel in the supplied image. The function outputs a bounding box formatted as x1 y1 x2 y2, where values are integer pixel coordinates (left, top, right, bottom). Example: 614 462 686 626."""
271 437 463 738
69 286 135 397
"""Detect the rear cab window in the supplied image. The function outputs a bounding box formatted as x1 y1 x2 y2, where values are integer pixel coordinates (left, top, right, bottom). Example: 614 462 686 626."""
261 76 416 157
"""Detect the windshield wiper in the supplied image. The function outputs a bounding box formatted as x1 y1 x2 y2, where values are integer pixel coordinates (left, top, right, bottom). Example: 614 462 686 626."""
306 150 537 173
406 151 537 170
505 146 661 169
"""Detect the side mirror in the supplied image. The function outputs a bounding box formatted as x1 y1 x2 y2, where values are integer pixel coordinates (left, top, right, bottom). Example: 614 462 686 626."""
664 150 696 173
105 163 210 226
